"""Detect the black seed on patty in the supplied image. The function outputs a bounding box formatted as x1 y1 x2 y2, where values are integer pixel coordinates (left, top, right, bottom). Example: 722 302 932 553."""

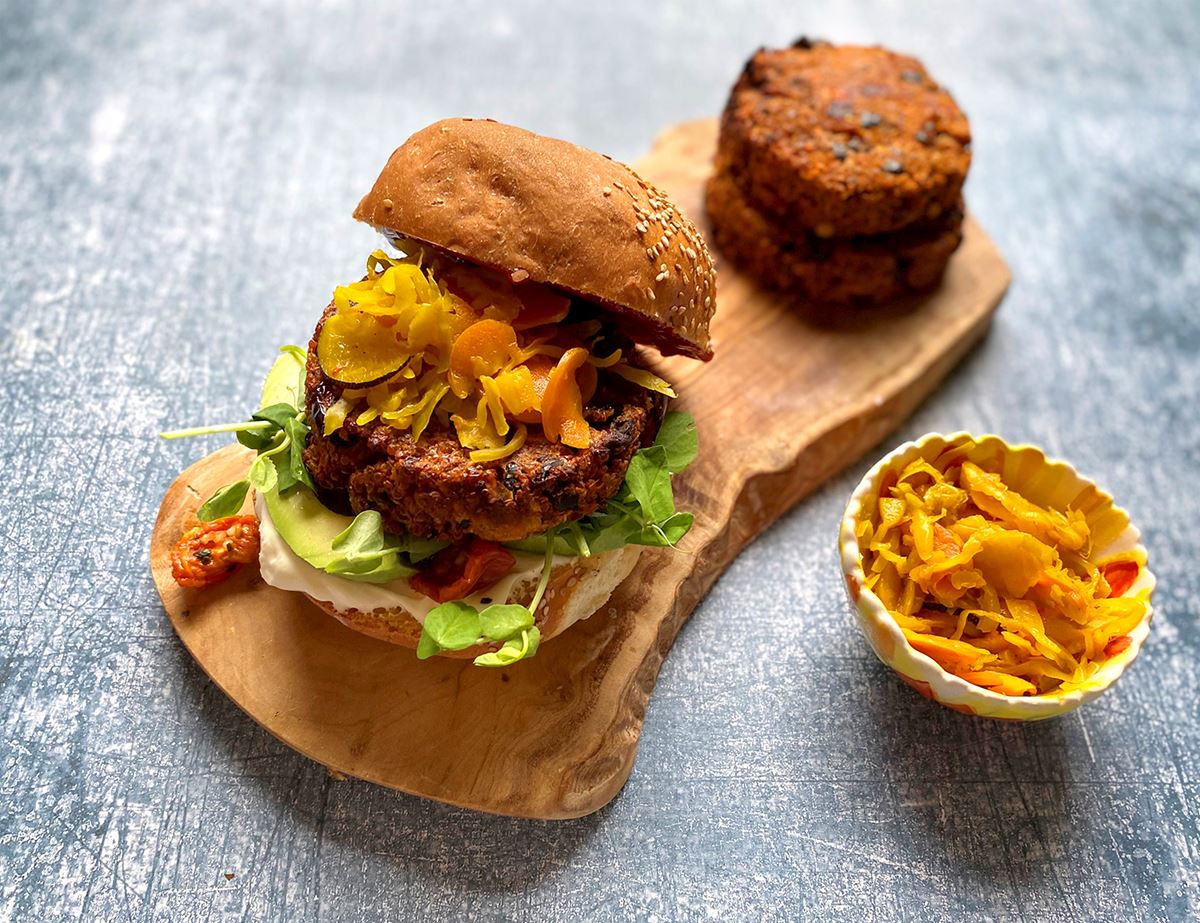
534 459 565 485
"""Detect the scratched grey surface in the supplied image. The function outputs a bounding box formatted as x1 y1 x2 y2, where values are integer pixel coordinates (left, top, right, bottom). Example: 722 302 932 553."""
1 0 1197 920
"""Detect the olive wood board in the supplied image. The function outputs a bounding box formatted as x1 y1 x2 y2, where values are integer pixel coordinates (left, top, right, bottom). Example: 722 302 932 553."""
150 118 1010 819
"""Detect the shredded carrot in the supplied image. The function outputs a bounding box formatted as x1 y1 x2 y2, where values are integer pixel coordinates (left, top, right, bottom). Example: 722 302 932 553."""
541 347 591 449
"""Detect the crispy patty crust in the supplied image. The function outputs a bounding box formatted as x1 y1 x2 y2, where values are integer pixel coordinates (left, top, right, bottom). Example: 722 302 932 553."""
718 39 971 237
705 167 964 304
302 314 667 542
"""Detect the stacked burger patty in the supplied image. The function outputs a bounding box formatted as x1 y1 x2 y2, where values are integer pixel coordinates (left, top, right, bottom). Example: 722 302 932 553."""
706 39 972 304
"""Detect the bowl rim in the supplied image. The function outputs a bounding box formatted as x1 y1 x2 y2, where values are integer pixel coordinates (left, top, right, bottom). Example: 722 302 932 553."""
839 431 1156 718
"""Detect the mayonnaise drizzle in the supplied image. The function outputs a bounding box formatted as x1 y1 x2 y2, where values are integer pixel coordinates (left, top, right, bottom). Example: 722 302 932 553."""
254 493 553 623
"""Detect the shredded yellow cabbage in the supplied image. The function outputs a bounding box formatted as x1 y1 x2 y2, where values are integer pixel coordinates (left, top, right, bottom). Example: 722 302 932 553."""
859 443 1147 697
316 250 673 462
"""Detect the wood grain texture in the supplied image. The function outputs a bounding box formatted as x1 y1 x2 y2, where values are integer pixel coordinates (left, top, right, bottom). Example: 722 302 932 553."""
148 120 1008 819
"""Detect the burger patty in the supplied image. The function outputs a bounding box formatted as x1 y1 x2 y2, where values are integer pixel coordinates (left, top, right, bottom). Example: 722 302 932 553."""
718 39 971 238
705 167 964 304
302 324 667 543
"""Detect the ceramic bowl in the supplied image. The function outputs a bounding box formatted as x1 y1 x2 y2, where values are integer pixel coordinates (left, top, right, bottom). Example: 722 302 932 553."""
839 432 1155 720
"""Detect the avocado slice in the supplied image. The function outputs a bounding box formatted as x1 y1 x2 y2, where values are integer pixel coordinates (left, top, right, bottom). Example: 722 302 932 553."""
256 349 359 569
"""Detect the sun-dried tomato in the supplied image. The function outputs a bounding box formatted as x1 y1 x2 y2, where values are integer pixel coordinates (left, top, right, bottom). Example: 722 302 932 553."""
171 515 260 589
409 538 516 603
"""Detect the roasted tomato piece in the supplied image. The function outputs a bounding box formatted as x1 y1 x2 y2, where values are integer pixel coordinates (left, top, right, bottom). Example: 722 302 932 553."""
171 515 260 589
409 538 516 603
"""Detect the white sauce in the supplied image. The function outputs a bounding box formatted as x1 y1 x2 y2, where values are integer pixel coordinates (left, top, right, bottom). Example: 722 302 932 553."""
254 494 553 623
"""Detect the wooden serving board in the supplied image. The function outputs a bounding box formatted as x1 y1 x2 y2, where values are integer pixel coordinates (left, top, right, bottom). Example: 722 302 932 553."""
150 119 1009 819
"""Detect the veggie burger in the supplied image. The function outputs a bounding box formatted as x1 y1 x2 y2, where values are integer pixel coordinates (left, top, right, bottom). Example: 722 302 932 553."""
165 118 716 667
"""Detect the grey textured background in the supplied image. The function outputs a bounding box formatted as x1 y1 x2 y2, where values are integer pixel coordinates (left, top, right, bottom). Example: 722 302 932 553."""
2 1 1197 920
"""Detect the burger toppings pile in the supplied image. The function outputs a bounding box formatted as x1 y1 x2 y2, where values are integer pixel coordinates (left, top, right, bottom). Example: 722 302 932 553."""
315 249 674 461
857 443 1147 696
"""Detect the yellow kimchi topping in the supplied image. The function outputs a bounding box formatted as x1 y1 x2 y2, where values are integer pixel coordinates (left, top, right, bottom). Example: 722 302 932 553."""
316 250 670 462
857 444 1148 697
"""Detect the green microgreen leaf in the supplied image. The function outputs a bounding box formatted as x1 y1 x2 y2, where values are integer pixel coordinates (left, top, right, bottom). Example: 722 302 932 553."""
658 511 694 545
624 445 675 523
479 604 534 642
473 627 541 667
416 631 441 660
420 601 483 654
324 552 414 583
252 403 302 430
330 510 387 559
274 460 298 494
196 480 250 521
248 454 278 492
320 510 418 581
628 512 694 548
236 427 275 452
655 411 698 474
283 416 315 492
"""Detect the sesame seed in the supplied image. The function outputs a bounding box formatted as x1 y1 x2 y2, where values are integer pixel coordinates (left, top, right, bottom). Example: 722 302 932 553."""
602 186 612 196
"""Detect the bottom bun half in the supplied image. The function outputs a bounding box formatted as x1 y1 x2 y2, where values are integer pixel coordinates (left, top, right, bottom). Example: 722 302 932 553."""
307 545 643 658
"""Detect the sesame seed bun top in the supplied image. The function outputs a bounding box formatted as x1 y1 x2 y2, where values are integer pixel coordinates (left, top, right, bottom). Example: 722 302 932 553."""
353 118 716 361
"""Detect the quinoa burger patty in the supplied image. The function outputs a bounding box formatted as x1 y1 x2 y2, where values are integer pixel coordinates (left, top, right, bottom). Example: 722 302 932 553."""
303 322 668 543
719 38 971 238
705 166 964 304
